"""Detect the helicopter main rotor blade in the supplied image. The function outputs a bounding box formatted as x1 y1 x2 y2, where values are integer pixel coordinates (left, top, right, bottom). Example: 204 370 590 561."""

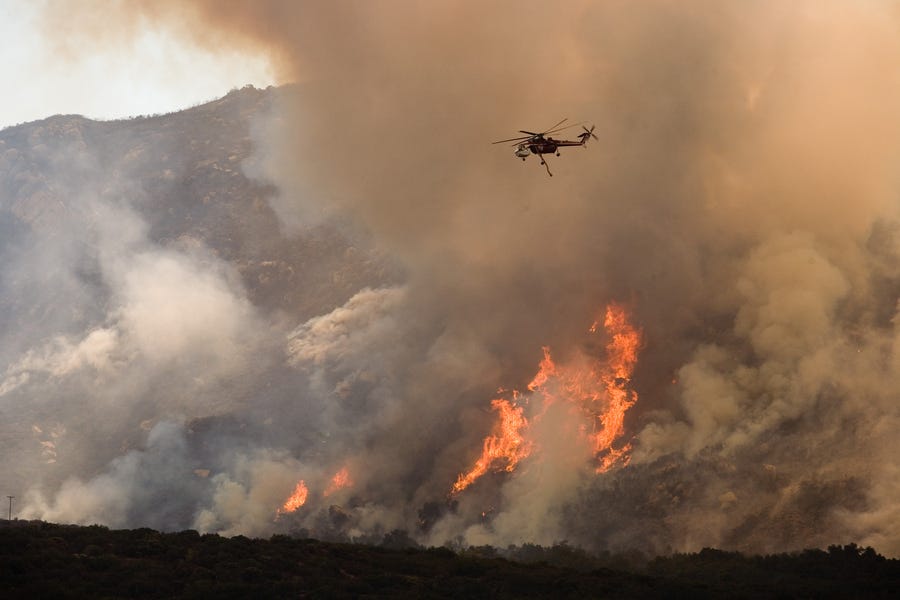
492 135 534 144
544 121 586 136
541 118 568 134
493 120 592 145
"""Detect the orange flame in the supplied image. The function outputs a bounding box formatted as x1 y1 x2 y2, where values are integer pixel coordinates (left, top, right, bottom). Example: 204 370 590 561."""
278 480 309 515
450 302 641 494
451 398 532 495
527 346 557 392
591 303 641 471
324 466 352 497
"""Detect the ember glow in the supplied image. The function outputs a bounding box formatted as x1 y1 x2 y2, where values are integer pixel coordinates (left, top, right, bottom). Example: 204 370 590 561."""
277 481 308 515
324 467 352 497
451 303 641 494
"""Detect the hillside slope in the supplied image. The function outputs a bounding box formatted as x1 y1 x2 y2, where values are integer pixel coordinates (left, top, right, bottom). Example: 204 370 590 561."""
0 87 397 528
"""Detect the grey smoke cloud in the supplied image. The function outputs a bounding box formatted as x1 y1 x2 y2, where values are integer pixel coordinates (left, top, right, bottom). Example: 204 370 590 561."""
10 0 900 556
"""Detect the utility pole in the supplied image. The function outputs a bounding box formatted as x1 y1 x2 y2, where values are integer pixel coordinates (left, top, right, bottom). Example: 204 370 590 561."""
6 496 13 521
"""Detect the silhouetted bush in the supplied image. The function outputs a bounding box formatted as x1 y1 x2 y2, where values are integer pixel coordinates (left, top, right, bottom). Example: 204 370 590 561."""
1 522 897 598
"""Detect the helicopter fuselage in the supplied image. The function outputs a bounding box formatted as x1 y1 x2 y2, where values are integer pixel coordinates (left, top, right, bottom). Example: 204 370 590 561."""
515 137 583 158
525 140 559 155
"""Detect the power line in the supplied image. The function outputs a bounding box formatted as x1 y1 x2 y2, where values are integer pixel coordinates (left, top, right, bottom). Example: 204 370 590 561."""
6 496 13 521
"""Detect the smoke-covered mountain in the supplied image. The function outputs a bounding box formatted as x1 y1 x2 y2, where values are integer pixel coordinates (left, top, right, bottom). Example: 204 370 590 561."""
0 85 400 534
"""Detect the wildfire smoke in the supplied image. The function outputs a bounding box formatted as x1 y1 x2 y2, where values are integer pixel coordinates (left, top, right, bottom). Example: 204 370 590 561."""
14 0 900 556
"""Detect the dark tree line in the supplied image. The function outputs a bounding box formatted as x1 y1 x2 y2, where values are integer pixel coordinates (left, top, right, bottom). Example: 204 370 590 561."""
1 521 897 598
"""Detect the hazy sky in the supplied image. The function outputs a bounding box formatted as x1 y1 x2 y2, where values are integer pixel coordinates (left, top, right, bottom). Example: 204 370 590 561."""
0 0 275 128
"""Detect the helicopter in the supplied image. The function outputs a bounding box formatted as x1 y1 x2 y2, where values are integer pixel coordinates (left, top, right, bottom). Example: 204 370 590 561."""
492 118 597 176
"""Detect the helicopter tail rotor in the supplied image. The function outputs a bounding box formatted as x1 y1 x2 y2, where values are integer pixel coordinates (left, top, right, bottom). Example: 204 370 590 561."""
579 125 598 146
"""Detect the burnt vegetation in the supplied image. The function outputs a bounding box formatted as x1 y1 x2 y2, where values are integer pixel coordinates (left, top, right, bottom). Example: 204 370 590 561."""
1 521 897 599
